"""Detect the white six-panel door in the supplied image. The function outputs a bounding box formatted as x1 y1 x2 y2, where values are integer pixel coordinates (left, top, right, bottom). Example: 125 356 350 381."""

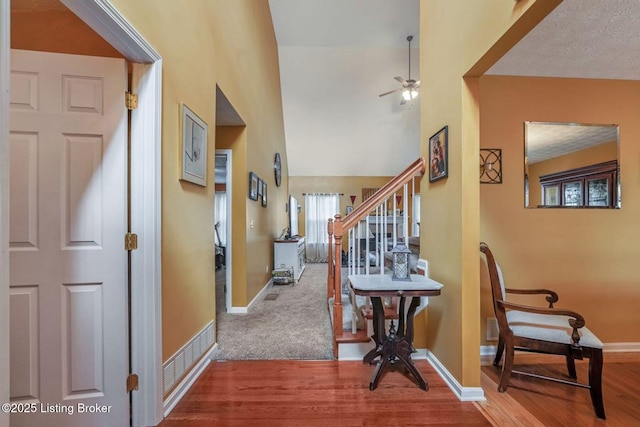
9 49 128 427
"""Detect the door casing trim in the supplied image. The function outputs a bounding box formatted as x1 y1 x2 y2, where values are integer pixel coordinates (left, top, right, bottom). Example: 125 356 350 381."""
1 1 164 426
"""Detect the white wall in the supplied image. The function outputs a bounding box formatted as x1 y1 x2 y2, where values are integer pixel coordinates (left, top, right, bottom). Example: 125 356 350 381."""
279 46 420 176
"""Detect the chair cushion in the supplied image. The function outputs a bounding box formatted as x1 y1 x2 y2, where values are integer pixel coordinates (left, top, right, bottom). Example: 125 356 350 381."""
507 310 604 349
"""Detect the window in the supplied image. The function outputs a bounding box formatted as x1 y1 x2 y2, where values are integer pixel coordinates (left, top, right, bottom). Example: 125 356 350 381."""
304 193 340 262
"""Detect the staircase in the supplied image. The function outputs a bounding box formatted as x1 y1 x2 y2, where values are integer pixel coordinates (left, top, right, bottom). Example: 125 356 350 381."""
327 157 426 358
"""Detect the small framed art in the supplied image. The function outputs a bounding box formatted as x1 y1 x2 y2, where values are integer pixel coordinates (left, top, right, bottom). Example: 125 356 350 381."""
262 182 268 207
249 172 259 200
180 103 207 186
429 126 448 183
257 178 264 197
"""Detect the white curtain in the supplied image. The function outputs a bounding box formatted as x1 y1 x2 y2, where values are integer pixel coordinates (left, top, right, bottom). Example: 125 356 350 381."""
305 193 340 263
214 192 227 246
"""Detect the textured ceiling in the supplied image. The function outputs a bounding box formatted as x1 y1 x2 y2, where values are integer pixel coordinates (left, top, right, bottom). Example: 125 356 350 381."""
489 0 632 166
526 122 618 165
488 0 640 80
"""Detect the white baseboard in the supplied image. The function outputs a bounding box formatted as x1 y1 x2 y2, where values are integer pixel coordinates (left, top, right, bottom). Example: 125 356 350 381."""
227 279 273 314
425 350 486 401
163 342 217 417
480 342 640 365
337 343 485 401
603 342 640 352
162 320 215 410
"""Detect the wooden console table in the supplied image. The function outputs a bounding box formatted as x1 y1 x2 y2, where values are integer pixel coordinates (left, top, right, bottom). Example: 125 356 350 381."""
348 274 443 391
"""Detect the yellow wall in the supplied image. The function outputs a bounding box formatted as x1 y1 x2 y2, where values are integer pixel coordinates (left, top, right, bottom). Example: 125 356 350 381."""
109 0 289 361
528 141 617 207
420 0 560 387
479 75 640 345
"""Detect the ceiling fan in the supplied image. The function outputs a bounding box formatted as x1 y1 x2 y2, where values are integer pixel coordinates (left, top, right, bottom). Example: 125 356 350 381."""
379 35 420 105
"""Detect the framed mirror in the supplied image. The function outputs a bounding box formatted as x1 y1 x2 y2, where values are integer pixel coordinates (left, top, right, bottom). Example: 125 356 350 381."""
524 122 620 209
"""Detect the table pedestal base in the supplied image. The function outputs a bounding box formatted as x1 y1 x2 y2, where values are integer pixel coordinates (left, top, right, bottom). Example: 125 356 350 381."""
364 296 428 391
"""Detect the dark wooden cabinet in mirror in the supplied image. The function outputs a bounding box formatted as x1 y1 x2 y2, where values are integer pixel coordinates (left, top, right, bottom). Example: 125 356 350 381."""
524 122 620 208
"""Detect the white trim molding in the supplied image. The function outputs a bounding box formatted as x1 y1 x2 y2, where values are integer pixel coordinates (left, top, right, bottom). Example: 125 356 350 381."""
426 350 486 401
163 321 216 417
227 278 273 314
214 149 233 313
481 342 640 366
56 2 163 426
337 345 485 401
60 0 160 62
0 1 11 425
130 60 164 427
603 342 640 352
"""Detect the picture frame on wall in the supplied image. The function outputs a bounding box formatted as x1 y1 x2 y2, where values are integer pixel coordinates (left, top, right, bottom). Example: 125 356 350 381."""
257 178 264 197
262 182 268 207
249 172 259 200
180 103 208 186
429 125 448 183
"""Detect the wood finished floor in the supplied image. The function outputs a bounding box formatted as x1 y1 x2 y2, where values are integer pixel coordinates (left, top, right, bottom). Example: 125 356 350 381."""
159 359 491 426
478 352 640 427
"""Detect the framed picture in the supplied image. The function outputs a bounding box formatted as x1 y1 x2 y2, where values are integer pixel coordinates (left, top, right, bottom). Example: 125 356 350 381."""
257 178 264 197
249 172 259 200
262 182 268 207
429 125 448 182
346 206 354 215
180 103 207 186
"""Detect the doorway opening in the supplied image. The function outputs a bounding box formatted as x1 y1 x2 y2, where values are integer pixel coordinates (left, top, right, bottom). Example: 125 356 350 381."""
1 2 162 426
214 150 232 313
214 86 244 318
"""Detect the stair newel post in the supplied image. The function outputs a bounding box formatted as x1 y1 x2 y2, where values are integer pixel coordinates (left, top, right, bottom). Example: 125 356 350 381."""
333 214 344 357
327 218 334 298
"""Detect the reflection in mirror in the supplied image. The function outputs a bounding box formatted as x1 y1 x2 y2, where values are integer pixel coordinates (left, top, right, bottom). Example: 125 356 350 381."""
524 122 620 209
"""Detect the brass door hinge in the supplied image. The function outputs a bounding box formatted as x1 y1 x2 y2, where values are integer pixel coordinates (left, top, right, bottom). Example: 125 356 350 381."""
127 373 139 392
125 233 138 251
125 92 138 110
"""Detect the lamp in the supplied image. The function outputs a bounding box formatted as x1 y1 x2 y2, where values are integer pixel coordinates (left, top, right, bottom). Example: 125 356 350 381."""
391 242 412 281
480 148 502 184
402 88 418 101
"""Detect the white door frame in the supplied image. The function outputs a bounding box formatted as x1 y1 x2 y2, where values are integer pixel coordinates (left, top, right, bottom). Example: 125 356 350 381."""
0 1 11 427
215 149 233 312
0 1 164 426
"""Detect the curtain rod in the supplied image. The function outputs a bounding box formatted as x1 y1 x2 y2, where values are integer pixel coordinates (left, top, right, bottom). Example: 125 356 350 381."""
302 192 344 196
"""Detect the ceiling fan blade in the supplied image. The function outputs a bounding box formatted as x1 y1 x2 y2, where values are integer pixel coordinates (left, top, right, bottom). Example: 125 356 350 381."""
394 76 407 84
414 80 420 88
400 97 407 106
378 87 403 97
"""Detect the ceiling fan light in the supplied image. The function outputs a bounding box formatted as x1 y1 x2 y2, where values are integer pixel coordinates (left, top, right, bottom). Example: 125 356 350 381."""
402 90 412 101
410 89 418 99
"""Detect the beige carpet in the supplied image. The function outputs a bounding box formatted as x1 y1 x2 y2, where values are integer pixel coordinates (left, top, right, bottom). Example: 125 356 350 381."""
214 263 334 360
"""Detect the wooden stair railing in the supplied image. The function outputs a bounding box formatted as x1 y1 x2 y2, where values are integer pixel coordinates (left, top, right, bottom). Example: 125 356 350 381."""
327 157 426 358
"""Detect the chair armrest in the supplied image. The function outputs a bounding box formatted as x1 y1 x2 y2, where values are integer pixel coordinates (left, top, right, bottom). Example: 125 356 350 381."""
497 300 585 346
505 288 559 308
